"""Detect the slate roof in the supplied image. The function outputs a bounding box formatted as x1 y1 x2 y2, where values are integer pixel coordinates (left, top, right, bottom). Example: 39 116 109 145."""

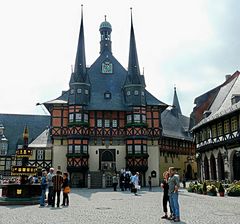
161 108 192 141
44 52 167 110
192 71 240 130
0 114 50 155
29 128 52 148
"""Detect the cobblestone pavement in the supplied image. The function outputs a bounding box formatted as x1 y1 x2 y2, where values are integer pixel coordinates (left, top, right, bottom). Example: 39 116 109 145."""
0 187 240 224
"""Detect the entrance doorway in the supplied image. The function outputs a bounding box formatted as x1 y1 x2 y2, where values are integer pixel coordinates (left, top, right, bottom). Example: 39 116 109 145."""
99 149 116 171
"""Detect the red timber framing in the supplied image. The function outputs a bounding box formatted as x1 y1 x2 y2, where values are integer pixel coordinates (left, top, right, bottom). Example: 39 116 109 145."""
88 111 125 137
51 105 68 138
159 137 195 155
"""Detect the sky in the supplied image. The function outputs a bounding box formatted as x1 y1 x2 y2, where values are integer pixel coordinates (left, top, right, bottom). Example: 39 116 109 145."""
0 0 239 117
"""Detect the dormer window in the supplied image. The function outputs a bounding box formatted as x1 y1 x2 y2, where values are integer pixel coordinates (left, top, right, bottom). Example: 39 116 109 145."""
231 94 240 105
70 89 75 94
85 89 89 95
77 89 82 94
141 91 145 96
104 92 111 99
127 91 131 96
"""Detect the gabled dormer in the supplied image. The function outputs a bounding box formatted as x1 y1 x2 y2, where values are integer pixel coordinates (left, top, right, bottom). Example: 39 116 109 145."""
124 9 146 107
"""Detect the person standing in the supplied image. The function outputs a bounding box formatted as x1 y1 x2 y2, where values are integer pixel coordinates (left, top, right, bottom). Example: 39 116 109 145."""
47 167 54 206
161 171 172 219
52 170 63 208
62 173 70 206
148 176 152 191
112 173 118 191
39 171 48 207
132 172 140 195
168 167 180 222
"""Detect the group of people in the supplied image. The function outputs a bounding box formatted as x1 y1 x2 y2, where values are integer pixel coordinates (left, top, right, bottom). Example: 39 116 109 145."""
161 167 180 222
40 168 70 208
112 171 141 196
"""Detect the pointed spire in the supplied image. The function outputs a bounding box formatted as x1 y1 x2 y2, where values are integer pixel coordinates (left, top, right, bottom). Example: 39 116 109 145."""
127 8 141 84
23 125 29 147
72 4 87 83
172 86 182 116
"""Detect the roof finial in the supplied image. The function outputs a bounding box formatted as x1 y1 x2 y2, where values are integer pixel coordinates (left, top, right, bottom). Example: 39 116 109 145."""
104 15 106 21
81 4 83 18
174 84 176 91
130 7 133 23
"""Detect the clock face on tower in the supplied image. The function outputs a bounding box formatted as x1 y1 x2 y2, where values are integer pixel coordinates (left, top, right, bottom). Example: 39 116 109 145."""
101 61 113 74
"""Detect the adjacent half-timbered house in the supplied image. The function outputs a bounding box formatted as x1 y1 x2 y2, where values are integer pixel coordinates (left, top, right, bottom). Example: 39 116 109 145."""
191 72 240 181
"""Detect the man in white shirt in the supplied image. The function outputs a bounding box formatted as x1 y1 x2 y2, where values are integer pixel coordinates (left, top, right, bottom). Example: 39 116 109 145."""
47 167 54 206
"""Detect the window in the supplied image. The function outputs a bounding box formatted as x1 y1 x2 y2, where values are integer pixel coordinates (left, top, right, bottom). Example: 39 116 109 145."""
83 145 88 154
217 123 222 136
77 89 82 94
127 145 133 154
85 89 89 95
127 91 131 96
134 90 139 96
141 91 145 96
112 120 117 128
0 142 7 155
68 145 73 153
207 127 211 138
135 145 141 154
142 114 146 123
37 150 43 160
142 145 147 153
212 125 217 138
127 115 132 124
5 160 11 170
224 120 230 134
70 89 74 94
105 119 110 127
231 116 238 131
104 92 111 99
69 113 74 122
133 114 141 123
75 113 82 122
97 119 102 127
75 145 81 153
84 114 88 123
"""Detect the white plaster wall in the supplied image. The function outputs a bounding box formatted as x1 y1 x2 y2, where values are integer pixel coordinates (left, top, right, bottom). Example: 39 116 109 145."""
88 146 100 171
52 145 67 173
147 145 160 186
88 145 126 171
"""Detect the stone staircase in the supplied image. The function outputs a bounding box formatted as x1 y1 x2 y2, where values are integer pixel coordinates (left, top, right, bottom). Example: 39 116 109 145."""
90 171 103 188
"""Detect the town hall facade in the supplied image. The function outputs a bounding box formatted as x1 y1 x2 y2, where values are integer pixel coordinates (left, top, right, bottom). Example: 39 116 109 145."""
42 8 195 187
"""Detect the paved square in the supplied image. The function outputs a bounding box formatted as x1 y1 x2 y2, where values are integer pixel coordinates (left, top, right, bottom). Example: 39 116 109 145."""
0 187 240 224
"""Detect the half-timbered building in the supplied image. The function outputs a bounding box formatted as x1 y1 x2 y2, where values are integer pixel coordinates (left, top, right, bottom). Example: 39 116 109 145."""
43 9 169 187
43 8 196 187
191 71 240 181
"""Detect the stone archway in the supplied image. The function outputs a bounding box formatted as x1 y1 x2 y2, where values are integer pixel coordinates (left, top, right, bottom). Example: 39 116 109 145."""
210 154 217 180
217 153 225 180
204 156 210 180
233 152 240 180
99 149 116 171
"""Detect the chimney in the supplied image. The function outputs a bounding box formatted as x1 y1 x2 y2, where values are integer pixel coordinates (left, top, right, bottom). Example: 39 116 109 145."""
225 74 231 80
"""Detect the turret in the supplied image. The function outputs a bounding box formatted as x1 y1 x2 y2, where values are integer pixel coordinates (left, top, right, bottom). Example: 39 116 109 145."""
69 5 90 106
99 15 112 54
